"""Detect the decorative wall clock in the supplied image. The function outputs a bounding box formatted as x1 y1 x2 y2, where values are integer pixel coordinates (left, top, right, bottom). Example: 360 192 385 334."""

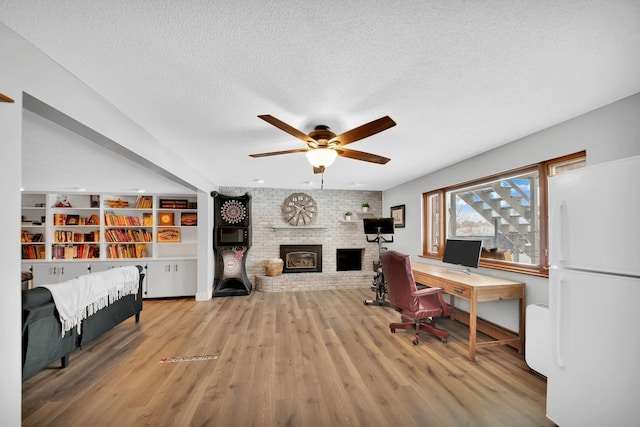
282 193 317 226
220 199 247 224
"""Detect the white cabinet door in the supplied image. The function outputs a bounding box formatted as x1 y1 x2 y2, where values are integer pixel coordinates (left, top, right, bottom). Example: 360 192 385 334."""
145 260 196 298
30 262 92 285
547 269 640 426
548 155 640 276
89 261 147 294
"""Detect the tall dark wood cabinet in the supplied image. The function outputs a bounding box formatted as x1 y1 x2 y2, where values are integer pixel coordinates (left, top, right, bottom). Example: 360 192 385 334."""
211 191 252 296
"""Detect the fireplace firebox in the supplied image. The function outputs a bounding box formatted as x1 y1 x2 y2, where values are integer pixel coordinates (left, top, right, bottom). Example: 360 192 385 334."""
280 244 322 273
336 248 363 271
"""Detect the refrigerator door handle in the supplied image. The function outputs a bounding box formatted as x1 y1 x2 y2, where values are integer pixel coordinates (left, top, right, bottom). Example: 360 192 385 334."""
553 278 565 367
558 200 567 264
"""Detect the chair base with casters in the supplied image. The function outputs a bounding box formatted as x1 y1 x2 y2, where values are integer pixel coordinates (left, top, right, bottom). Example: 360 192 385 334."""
390 313 449 346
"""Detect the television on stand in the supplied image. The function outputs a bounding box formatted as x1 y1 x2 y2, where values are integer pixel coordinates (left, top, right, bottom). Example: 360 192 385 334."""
442 239 483 274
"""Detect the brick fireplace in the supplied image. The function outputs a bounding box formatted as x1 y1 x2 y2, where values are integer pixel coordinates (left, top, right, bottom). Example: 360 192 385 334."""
219 186 382 292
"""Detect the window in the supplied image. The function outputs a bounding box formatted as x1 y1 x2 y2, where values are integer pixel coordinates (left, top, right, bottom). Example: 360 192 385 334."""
422 152 585 276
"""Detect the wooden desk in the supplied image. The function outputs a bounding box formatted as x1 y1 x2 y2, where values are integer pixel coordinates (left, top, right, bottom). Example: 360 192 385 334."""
411 263 525 361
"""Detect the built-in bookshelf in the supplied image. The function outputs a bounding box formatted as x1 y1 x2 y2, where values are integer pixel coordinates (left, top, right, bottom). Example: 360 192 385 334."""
20 193 47 260
20 192 197 261
102 194 154 260
50 193 101 260
155 197 198 258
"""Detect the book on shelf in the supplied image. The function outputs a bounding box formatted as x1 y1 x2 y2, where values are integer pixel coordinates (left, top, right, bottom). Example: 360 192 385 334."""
143 212 153 226
21 231 44 243
87 214 100 225
135 196 153 209
52 244 98 259
65 214 80 225
21 245 45 260
181 213 197 226
108 243 146 259
105 228 152 243
53 213 66 226
159 199 189 209
136 244 148 258
104 211 142 227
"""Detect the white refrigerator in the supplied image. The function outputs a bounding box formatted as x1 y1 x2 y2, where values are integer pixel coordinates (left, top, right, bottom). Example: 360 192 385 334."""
545 155 640 426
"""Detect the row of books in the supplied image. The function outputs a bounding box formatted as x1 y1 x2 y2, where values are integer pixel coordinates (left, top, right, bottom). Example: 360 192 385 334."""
22 245 46 260
105 228 153 243
104 212 144 227
51 244 99 259
107 243 148 259
21 231 44 243
135 196 153 209
53 213 100 226
53 230 100 243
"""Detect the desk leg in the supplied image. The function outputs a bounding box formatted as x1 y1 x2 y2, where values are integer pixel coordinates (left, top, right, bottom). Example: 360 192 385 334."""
449 295 455 320
469 294 477 362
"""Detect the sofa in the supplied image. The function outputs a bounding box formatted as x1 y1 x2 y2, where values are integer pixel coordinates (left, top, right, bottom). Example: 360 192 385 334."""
22 265 144 380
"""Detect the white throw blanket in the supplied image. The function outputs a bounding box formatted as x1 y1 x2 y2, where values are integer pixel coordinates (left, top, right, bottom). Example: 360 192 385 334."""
40 266 140 336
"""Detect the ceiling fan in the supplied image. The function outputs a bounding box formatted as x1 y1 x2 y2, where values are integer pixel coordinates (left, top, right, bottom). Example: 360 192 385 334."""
250 114 396 174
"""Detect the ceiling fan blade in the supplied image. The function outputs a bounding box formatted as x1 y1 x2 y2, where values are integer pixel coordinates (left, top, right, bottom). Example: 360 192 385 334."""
331 116 396 146
335 147 391 164
258 115 316 145
249 148 308 158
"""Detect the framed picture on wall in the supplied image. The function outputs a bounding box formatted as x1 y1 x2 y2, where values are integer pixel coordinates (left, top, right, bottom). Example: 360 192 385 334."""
390 204 405 228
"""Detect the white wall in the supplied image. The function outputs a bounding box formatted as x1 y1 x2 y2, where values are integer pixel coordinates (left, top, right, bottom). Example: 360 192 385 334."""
383 93 640 331
22 109 195 194
0 86 22 427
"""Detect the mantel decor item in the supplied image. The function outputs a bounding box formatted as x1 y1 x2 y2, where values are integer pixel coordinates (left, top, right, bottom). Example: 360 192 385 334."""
344 211 353 220
390 204 405 228
362 202 370 212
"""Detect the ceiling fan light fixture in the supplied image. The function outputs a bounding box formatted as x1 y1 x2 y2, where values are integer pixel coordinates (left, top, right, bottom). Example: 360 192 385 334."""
306 148 338 168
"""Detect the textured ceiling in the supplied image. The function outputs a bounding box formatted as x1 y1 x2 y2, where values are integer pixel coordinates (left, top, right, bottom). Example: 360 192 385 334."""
2 1 640 190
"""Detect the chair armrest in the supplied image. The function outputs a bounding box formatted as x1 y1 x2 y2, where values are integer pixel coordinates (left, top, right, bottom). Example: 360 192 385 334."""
411 286 443 297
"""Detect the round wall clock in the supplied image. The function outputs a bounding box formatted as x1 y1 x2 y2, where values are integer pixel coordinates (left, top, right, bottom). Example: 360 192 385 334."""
282 193 317 226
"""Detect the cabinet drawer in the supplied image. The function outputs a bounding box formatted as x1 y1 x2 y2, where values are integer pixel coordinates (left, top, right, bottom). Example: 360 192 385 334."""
445 284 472 299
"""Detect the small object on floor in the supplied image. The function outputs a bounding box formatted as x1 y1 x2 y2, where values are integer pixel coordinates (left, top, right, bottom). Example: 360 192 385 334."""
158 355 219 363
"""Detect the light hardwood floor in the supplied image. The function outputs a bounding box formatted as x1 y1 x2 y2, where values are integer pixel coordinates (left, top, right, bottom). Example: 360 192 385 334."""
22 288 552 427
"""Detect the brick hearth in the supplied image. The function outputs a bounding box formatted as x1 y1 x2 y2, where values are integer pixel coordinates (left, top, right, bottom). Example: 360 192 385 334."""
255 271 372 292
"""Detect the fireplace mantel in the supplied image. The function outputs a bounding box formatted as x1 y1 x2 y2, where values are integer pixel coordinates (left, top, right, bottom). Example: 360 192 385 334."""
270 225 327 229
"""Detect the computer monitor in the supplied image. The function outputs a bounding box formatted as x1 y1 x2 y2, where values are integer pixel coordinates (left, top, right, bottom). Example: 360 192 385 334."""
363 217 395 235
442 239 482 272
